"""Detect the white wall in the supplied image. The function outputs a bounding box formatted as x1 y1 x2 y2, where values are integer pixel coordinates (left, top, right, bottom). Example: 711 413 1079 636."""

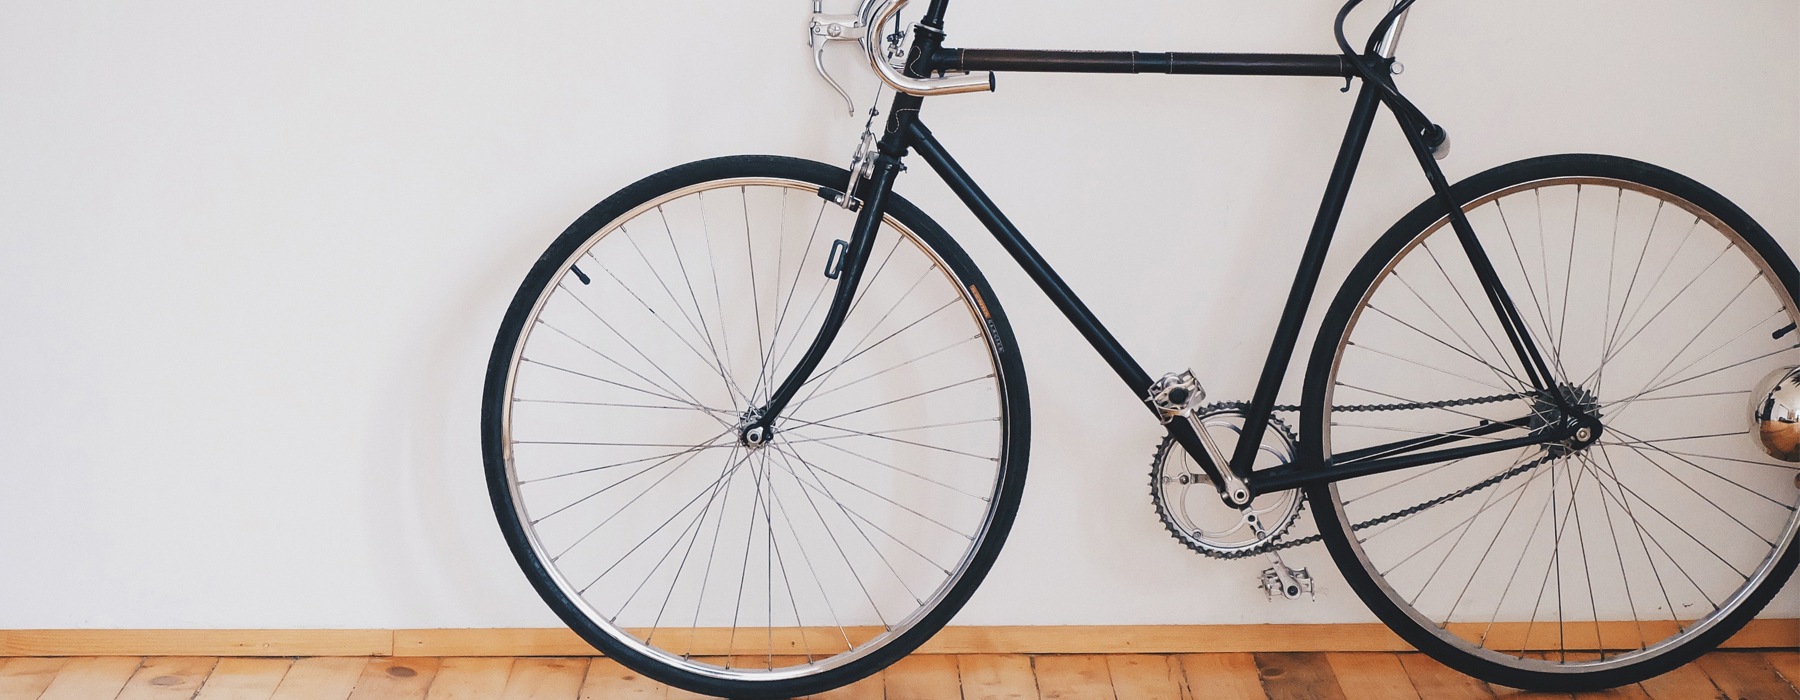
0 0 1794 629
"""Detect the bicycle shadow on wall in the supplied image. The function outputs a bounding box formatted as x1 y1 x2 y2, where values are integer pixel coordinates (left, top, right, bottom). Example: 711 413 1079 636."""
360 222 569 628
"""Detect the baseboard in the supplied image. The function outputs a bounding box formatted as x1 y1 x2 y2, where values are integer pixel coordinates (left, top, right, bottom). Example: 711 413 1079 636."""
0 629 392 657
2 620 1792 657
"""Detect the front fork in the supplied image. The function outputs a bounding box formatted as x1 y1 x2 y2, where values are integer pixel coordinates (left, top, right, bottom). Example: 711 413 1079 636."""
742 116 916 446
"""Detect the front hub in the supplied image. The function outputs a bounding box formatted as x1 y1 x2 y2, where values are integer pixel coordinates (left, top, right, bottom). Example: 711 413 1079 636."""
737 408 772 450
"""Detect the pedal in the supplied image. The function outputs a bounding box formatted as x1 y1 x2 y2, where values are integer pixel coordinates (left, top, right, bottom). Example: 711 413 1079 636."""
1147 370 1206 422
1260 561 1313 600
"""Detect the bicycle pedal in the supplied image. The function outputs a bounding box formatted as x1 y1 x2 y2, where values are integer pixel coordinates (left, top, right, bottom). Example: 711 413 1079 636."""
1147 370 1206 420
1260 563 1313 600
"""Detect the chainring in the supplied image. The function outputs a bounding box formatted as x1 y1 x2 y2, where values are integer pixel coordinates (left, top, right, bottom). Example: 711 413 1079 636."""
1150 402 1307 559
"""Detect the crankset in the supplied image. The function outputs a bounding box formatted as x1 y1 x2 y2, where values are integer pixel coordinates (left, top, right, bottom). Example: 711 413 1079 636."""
1150 402 1306 558
1149 400 1317 599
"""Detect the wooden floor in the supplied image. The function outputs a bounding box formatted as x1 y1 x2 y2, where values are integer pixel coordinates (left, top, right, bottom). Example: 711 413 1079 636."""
1 651 1797 699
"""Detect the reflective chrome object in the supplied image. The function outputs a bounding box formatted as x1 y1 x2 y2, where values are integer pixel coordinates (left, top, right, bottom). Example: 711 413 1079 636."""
808 5 865 114
863 0 993 96
1374 0 1412 59
1752 366 1800 461
1151 405 1304 555
1147 371 1251 506
1147 370 1207 421
807 0 889 115
1261 559 1313 600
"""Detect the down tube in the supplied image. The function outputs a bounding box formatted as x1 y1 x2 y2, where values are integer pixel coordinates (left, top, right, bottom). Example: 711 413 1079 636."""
904 121 1155 394
904 120 1244 487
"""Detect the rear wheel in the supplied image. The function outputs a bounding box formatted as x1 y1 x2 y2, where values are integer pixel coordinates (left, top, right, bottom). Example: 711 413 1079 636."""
1305 154 1800 690
482 155 1030 698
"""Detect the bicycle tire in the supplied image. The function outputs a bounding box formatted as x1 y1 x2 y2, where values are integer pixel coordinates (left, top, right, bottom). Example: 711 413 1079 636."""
482 155 1030 698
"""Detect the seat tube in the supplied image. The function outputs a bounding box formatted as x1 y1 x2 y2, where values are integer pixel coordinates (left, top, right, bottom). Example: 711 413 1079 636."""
1228 81 1385 487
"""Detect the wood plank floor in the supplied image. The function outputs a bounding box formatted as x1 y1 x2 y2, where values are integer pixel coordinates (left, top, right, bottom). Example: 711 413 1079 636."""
1 652 1794 699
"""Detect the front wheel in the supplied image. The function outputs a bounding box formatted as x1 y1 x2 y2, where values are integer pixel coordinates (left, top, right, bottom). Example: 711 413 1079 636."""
1304 154 1800 691
481 155 1031 698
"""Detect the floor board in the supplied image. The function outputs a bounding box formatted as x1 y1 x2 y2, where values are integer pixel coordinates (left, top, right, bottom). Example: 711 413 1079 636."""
498 658 586 700
192 658 292 700
345 658 438 700
1104 654 1184 700
1695 651 1797 699
117 657 218 700
961 654 1039 700
576 659 662 699
0 649 1788 699
1635 659 1723 700
0 658 68 700
883 655 961 700
268 658 366 700
1175 653 1267 700
1396 653 1495 699
1324 653 1419 700
1253 652 1347 700
36 657 141 700
422 657 512 700
1769 651 1800 693
1032 655 1114 700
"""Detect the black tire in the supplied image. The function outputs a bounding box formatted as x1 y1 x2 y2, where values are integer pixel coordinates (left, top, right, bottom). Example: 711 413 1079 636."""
482 155 1030 698
1303 154 1800 691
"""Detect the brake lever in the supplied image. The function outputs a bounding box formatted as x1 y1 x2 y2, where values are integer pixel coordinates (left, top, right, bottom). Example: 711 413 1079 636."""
808 9 863 115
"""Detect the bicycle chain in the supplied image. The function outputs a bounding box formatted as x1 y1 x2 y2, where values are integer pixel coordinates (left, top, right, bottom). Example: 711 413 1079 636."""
1173 391 1539 560
1268 391 1526 415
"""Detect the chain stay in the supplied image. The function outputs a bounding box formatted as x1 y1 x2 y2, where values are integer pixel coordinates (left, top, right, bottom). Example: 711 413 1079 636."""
1195 390 1536 560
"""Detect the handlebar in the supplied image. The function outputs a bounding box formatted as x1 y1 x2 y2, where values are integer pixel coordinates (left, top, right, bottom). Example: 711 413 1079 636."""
1336 0 1416 60
863 0 994 96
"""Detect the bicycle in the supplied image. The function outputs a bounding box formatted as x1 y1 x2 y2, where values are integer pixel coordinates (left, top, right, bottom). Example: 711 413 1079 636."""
479 0 1800 695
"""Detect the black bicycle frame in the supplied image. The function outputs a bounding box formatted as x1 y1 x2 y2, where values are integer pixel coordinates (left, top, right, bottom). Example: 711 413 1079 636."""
753 0 1571 503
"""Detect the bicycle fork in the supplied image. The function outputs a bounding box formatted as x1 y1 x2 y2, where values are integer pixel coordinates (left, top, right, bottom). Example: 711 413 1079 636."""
740 123 912 448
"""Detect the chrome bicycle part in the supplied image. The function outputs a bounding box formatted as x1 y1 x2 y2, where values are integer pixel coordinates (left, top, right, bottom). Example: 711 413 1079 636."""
1146 370 1206 421
1751 365 1800 461
1251 510 1314 600
1152 404 1305 557
862 0 992 97
808 4 864 115
1374 0 1412 59
839 103 883 208
1147 372 1249 506
1260 557 1314 600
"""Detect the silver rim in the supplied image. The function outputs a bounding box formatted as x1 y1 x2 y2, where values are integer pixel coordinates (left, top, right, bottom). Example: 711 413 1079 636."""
1322 175 1800 673
498 176 1010 682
